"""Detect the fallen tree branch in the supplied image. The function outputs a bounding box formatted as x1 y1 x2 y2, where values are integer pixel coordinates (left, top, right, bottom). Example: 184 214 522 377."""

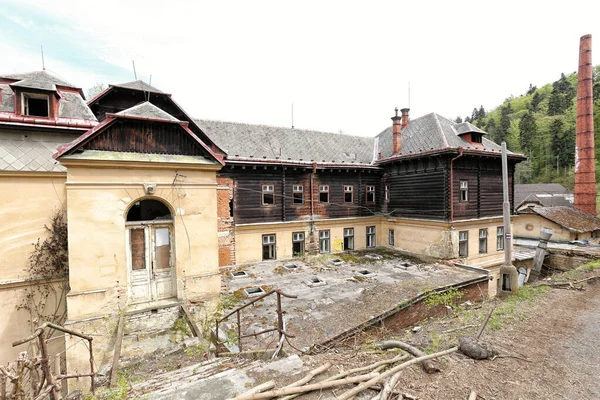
442 324 478 334
337 347 459 400
477 305 496 339
233 373 379 400
282 363 331 388
374 341 440 373
236 381 275 398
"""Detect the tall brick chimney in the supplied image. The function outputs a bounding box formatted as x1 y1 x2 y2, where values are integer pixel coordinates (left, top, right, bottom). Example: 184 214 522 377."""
574 34 597 216
392 107 402 155
401 108 410 129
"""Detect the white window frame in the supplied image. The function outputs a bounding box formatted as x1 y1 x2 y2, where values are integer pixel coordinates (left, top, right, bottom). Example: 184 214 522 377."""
319 185 329 203
344 227 354 250
388 229 395 246
344 185 354 203
460 180 468 202
366 226 376 248
292 231 305 256
262 184 275 205
366 185 376 203
459 231 468 257
319 230 330 253
292 185 304 205
479 229 488 254
497 226 504 250
262 234 276 260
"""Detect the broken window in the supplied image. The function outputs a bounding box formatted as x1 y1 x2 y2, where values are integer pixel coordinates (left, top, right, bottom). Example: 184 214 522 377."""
130 228 146 270
479 229 488 254
262 184 275 205
366 185 375 203
497 226 504 250
471 133 483 143
344 228 354 250
460 180 468 202
292 185 303 204
385 185 390 202
366 226 376 248
344 185 353 203
127 199 172 222
292 232 305 256
459 231 468 257
22 93 49 117
319 230 330 253
262 234 276 260
319 185 329 203
388 229 395 246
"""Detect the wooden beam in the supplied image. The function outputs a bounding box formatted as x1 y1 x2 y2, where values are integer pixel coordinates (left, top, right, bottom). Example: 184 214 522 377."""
181 305 202 338
109 315 125 388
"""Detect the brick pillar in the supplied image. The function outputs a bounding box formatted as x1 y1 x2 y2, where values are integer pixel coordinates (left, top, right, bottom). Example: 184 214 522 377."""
217 175 236 266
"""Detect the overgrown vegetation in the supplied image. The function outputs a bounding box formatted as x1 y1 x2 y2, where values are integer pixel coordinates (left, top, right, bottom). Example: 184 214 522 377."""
424 287 464 311
17 208 69 332
457 66 600 195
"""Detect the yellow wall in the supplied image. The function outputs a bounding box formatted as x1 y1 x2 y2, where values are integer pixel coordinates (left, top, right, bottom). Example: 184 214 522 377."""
514 213 575 241
64 164 221 320
0 173 67 364
383 218 453 259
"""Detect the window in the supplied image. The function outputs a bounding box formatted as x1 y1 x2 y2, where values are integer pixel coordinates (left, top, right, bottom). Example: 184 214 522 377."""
319 230 330 253
479 229 488 254
343 228 354 250
385 185 390 202
319 185 329 203
22 93 49 117
344 185 353 203
460 180 468 202
388 229 395 246
497 227 504 250
292 232 305 256
292 185 303 204
366 185 376 203
471 133 483 143
262 184 274 205
459 231 468 257
262 234 276 260
366 226 376 248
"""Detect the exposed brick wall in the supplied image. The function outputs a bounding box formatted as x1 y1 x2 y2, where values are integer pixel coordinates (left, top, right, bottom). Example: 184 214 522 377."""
217 175 236 267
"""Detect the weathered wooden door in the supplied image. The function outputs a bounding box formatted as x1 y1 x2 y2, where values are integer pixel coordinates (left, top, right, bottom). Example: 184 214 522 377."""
127 224 175 303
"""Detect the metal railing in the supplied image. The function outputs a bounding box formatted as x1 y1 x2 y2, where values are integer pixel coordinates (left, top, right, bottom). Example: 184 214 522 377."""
215 289 297 352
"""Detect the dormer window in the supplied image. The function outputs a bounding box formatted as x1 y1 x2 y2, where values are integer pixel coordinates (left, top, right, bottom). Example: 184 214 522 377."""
471 133 483 143
22 93 49 117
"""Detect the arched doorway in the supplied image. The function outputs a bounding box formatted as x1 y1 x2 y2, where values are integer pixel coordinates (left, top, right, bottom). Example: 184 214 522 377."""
125 199 176 303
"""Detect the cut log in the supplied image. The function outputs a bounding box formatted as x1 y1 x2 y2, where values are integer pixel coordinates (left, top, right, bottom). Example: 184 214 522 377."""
374 341 440 373
337 347 459 400
459 337 498 360
282 363 331 388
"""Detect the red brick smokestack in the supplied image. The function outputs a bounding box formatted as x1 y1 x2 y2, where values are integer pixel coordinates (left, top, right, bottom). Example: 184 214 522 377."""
392 107 402 155
401 108 410 129
574 34 597 216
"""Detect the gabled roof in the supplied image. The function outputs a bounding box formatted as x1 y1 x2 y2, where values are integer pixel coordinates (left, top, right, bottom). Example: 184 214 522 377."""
515 183 573 209
195 119 375 166
0 70 77 91
111 80 165 94
54 103 223 165
375 113 508 160
529 206 600 233
116 101 179 122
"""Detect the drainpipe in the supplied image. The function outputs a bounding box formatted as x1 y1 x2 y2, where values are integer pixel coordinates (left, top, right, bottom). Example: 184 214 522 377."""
449 148 464 221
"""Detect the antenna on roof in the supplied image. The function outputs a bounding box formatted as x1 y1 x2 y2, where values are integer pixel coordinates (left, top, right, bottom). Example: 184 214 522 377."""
132 60 137 80
291 103 294 129
40 45 45 70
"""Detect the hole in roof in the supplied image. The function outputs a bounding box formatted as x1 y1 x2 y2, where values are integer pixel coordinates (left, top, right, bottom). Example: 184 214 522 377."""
304 277 327 287
329 259 344 266
356 270 372 276
283 264 299 270
244 287 266 297
231 271 249 279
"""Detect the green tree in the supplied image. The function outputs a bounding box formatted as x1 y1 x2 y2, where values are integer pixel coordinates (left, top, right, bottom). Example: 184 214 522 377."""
519 111 537 154
496 103 513 143
530 91 542 111
454 116 463 123
526 84 537 95
86 82 106 100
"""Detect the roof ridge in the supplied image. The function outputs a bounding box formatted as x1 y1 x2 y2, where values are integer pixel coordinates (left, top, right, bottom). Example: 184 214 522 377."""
432 113 449 148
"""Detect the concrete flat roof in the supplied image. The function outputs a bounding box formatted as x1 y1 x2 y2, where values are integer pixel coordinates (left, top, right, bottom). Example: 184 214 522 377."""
219 249 487 352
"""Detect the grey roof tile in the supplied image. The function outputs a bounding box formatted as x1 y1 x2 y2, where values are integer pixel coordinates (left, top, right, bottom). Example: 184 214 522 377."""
455 122 487 135
116 101 179 122
59 92 97 120
0 71 76 90
195 119 375 164
0 131 78 172
112 80 164 94
532 206 600 233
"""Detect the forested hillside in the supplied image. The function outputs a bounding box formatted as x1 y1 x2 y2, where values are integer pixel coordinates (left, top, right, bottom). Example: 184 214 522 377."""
458 67 600 187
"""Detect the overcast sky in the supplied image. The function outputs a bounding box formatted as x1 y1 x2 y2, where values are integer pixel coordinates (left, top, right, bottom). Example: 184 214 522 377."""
1 0 599 136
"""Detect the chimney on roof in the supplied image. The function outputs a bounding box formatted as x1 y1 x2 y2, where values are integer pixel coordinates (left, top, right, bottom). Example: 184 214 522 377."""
392 107 402 155
574 34 597 216
401 108 410 129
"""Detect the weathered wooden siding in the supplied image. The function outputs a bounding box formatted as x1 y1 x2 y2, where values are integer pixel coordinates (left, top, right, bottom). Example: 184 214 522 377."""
84 120 204 155
221 167 383 224
384 156 448 220
452 157 516 220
